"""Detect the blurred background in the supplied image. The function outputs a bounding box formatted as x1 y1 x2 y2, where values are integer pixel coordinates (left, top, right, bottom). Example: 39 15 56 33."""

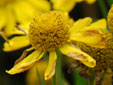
0 0 112 85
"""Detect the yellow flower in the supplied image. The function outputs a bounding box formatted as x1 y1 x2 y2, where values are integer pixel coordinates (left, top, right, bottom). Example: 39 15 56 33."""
51 0 96 12
75 29 113 71
5 11 106 80
72 19 113 84
26 60 52 85
108 4 113 32
0 0 51 36
26 60 69 85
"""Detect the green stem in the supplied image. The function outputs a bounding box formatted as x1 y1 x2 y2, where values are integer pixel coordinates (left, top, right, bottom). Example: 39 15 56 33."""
56 49 63 85
90 70 96 85
73 68 87 85
97 0 108 18
52 73 56 85
36 68 46 85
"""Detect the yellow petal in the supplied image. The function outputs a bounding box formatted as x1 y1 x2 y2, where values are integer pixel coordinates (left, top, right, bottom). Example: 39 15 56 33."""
59 44 96 68
3 36 30 52
6 50 44 75
27 0 51 11
14 47 34 65
4 5 16 36
75 0 96 4
75 0 84 2
70 29 106 48
108 5 113 32
84 19 107 30
26 60 53 85
0 8 6 30
10 23 29 35
44 51 57 80
70 17 92 33
85 0 96 4
51 0 76 12
13 1 36 23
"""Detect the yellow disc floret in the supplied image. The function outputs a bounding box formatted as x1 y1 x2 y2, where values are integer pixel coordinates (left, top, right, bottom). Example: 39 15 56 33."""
74 30 113 72
28 11 70 51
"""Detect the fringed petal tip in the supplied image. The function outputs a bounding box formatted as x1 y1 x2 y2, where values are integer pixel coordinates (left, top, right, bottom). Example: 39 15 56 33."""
84 60 96 68
44 66 56 80
44 71 55 80
5 70 17 75
5 70 12 75
5 50 44 76
60 44 96 68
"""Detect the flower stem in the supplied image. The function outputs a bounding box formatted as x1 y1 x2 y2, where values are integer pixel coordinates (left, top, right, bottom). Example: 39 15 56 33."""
73 68 87 85
36 68 46 85
52 73 56 85
56 49 63 85
97 0 107 18
90 70 96 85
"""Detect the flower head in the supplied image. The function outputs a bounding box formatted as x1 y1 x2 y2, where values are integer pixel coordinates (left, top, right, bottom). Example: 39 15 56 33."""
26 60 52 85
0 0 50 36
5 11 106 80
72 8 113 84
28 12 69 51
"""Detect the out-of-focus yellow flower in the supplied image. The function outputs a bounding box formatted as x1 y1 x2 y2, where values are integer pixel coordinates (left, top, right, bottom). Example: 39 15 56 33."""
26 60 52 85
51 0 96 12
5 11 106 80
26 60 69 85
108 4 113 32
0 0 51 36
73 18 113 84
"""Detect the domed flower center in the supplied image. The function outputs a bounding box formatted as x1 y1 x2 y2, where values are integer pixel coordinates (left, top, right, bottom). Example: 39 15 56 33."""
0 0 14 6
28 11 70 51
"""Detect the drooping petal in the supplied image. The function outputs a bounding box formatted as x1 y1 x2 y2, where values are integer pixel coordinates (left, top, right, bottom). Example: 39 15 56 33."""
44 51 57 80
51 0 77 12
70 29 106 48
27 0 51 11
84 19 107 30
6 50 44 75
70 17 92 33
59 44 96 68
3 36 30 52
14 47 34 65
